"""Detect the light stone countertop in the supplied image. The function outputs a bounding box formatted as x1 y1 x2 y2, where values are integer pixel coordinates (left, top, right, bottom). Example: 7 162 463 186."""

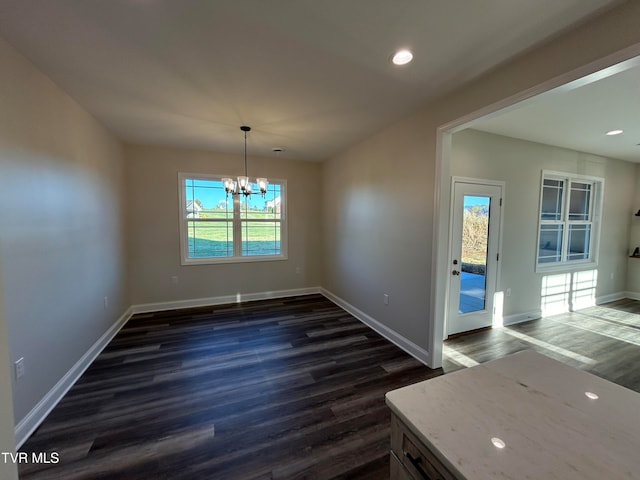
385 350 640 479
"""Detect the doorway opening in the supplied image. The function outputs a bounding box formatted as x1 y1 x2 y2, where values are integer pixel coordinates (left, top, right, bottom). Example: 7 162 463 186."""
429 47 640 369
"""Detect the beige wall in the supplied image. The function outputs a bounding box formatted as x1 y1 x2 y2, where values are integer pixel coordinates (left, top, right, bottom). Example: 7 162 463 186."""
0 263 18 479
1 0 640 451
125 144 322 305
0 36 128 427
627 163 640 293
322 117 434 346
452 129 635 317
322 0 640 358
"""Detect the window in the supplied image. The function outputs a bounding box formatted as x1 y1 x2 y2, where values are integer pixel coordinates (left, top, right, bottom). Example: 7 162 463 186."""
179 173 286 264
536 171 603 271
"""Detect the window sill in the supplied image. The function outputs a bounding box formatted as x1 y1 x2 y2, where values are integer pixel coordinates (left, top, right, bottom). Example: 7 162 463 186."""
535 260 597 274
181 254 288 266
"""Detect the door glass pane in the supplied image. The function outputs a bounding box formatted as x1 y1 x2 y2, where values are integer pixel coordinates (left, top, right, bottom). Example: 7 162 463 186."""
568 182 591 221
541 179 564 220
567 224 591 260
459 195 489 314
538 224 563 263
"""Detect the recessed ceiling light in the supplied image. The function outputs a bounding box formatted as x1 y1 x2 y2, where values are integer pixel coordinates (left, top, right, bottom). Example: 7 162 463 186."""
585 391 599 400
491 437 506 449
392 49 413 66
606 129 623 136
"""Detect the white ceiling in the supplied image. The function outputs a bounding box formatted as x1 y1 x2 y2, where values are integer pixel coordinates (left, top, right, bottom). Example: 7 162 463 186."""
0 0 620 161
472 60 640 163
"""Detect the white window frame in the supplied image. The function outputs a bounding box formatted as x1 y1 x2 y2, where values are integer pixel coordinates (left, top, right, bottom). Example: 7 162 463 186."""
535 170 604 272
178 172 288 265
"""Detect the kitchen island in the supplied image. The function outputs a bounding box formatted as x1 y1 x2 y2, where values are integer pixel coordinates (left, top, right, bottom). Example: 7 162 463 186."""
385 350 640 479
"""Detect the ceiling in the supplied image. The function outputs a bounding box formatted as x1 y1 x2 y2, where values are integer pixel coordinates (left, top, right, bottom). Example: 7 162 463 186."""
472 59 640 163
0 0 620 161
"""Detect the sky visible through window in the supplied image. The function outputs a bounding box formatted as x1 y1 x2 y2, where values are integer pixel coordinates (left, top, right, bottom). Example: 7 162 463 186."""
185 179 278 210
183 178 282 259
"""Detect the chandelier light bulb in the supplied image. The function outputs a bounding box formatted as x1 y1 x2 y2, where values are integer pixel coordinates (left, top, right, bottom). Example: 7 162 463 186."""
226 126 269 198
257 178 268 193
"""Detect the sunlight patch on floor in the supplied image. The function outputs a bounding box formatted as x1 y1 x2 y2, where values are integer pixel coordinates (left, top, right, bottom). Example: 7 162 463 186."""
502 327 596 365
550 311 640 347
579 305 640 328
443 345 479 368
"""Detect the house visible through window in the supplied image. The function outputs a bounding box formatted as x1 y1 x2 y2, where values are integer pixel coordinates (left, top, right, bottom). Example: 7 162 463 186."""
537 171 603 270
179 173 286 264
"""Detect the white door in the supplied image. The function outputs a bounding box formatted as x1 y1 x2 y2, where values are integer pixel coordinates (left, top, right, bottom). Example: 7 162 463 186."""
447 180 503 336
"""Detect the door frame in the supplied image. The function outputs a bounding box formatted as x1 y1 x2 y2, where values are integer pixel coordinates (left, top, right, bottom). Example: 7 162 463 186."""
428 46 640 368
444 177 505 337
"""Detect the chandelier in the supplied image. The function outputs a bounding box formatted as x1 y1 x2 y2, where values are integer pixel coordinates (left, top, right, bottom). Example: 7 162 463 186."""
223 126 268 197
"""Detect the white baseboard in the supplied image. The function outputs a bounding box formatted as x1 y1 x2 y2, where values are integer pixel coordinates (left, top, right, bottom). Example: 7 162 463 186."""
502 311 542 326
501 291 629 326
14 307 134 449
596 292 627 304
14 287 322 448
320 288 432 367
624 291 640 301
131 287 321 314
19 286 632 449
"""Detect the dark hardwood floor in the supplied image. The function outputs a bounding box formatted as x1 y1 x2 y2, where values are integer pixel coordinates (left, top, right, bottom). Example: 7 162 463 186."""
443 298 640 393
18 295 440 480
18 295 640 479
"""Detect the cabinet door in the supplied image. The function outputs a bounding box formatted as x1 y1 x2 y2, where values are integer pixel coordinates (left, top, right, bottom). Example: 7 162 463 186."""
390 415 457 480
390 451 414 480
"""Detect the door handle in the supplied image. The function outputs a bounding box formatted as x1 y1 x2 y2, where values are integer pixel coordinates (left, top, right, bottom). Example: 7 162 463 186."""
452 270 460 276
405 451 432 480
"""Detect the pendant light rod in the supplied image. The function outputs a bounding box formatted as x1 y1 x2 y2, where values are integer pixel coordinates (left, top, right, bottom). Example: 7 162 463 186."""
223 126 268 198
241 125 250 177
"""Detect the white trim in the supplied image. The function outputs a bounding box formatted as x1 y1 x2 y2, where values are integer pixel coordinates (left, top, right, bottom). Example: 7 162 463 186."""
435 45 640 136
624 291 640 302
182 253 288 266
321 288 432 367
500 292 629 326
431 42 640 370
429 130 451 368
596 292 627 304
131 287 321 314
178 172 288 266
447 178 505 336
535 170 604 272
502 311 542 326
11 283 634 450
14 307 134 449
14 287 320 448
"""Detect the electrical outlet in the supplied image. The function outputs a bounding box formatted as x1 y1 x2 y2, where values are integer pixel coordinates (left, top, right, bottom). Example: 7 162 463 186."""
295 267 301 274
383 294 390 305
15 357 24 380
506 288 511 297
104 296 108 309
171 275 179 284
